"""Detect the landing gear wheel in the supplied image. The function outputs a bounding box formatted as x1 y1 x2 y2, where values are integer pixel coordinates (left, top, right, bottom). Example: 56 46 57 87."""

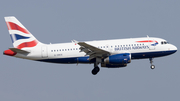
91 67 100 75
150 65 155 69
149 58 155 69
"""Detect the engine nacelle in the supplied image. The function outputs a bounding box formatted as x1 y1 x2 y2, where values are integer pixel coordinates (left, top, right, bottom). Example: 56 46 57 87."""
101 53 131 68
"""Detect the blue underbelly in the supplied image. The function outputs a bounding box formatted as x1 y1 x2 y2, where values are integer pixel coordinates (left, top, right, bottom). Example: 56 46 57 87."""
131 50 176 59
37 50 176 63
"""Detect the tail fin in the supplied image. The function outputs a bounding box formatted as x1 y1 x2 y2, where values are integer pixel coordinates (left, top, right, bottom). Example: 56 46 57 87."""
5 16 43 49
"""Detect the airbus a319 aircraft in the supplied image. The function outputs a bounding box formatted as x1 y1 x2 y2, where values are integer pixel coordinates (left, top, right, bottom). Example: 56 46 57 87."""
3 16 177 75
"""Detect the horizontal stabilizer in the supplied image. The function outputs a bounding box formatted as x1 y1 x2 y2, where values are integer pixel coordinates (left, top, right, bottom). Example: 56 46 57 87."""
9 48 30 54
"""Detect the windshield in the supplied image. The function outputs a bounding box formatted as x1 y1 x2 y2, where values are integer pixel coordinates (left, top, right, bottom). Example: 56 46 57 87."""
161 41 169 45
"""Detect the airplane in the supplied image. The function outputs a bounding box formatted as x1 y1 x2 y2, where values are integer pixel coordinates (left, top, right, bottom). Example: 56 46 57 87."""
3 16 177 75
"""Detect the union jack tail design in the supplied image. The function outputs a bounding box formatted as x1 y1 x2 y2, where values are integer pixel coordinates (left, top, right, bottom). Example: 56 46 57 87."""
5 16 42 49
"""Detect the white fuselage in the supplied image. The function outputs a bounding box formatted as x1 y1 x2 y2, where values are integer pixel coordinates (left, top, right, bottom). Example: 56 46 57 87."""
13 37 177 64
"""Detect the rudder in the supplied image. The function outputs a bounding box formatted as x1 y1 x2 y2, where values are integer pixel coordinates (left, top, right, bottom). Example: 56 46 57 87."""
5 16 42 49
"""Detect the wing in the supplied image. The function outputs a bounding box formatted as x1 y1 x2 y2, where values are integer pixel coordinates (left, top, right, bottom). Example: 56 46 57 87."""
73 40 110 60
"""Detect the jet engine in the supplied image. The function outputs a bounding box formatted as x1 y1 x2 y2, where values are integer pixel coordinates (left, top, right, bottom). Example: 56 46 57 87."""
101 53 131 68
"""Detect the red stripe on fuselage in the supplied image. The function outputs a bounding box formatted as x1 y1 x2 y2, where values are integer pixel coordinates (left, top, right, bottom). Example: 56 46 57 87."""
136 40 158 43
17 40 38 49
6 22 30 34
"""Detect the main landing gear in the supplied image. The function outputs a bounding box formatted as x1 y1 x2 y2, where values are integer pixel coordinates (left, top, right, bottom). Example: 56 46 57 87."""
91 58 101 75
149 58 155 69
92 65 100 75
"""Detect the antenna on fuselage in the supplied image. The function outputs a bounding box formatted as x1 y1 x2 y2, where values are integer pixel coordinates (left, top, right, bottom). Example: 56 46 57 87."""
147 35 150 42
147 35 149 38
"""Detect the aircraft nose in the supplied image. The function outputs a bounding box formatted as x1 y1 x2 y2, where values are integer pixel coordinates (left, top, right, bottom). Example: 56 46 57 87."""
171 44 177 53
173 45 177 50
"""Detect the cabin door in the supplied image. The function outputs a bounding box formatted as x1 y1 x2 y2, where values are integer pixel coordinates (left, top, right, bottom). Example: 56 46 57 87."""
41 46 48 58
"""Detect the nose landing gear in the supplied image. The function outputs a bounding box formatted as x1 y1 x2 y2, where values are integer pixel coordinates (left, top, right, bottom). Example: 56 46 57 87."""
149 58 155 69
150 65 155 69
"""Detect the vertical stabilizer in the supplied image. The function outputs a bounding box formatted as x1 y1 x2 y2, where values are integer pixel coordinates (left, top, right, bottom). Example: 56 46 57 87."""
5 16 43 49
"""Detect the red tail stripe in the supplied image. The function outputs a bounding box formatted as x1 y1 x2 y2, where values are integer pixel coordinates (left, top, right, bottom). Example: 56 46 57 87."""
136 40 158 43
17 40 38 49
6 22 30 34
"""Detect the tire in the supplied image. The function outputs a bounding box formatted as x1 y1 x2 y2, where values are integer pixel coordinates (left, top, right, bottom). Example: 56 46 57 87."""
91 67 100 75
150 65 155 69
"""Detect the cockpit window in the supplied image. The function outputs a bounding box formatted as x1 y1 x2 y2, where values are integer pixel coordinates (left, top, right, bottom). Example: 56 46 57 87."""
161 41 169 45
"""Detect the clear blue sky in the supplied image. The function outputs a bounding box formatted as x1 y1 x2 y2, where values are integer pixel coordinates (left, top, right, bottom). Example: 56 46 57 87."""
0 0 179 101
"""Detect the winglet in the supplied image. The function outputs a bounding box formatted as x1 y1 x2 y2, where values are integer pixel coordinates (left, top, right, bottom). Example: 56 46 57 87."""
72 40 79 45
147 35 149 38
